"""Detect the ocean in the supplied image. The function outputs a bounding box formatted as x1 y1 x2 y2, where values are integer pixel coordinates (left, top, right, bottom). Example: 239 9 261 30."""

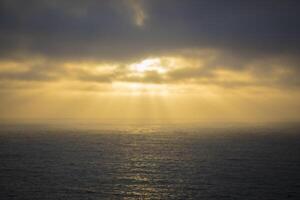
0 122 300 199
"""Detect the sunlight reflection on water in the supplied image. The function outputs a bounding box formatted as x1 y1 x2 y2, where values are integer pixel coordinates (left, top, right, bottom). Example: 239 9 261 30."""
0 123 300 199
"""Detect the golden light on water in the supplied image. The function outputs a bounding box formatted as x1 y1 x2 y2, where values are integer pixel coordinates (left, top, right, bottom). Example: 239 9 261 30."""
1 2 300 199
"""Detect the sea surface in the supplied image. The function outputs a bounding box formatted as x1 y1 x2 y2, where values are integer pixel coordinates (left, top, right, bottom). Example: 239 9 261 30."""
0 122 300 199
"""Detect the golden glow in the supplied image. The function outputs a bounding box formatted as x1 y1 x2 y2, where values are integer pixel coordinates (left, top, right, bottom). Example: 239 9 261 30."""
130 58 167 74
112 82 170 96
1 51 300 123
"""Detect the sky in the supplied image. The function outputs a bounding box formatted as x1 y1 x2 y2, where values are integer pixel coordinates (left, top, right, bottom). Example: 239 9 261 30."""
0 0 300 122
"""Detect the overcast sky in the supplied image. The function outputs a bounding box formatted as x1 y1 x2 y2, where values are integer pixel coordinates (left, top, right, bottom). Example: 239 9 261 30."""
1 0 300 122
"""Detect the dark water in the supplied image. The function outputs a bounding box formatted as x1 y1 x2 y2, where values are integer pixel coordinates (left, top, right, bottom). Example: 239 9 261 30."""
0 123 300 199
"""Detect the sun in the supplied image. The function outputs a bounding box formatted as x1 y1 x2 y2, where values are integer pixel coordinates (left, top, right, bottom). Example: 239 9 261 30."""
130 58 167 74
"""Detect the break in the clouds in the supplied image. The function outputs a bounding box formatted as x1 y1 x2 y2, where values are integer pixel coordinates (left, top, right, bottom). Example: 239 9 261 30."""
0 0 300 89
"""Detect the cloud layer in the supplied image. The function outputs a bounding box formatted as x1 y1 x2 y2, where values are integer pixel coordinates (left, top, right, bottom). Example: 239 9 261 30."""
0 0 300 91
1 0 300 60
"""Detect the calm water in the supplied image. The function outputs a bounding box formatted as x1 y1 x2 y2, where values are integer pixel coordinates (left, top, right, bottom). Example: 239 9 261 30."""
0 123 300 199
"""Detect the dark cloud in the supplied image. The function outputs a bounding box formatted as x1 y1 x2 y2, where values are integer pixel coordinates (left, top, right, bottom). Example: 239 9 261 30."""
0 0 300 91
0 0 300 61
